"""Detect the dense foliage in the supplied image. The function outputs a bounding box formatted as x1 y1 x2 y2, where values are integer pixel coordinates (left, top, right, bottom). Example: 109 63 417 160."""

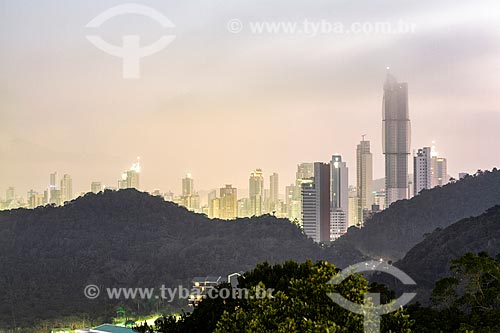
137 253 500 333
395 205 500 303
1 168 500 329
0 189 356 329
408 252 500 332
336 169 500 261
135 261 413 333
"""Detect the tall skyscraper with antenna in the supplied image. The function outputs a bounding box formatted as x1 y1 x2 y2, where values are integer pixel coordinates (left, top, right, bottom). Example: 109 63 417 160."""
382 69 411 207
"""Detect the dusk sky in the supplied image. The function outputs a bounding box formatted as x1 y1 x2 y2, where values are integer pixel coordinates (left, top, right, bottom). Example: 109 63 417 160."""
1 0 500 196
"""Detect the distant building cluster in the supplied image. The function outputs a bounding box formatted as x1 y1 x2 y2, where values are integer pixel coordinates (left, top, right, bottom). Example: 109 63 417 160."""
0 158 142 210
1 71 457 243
0 172 74 210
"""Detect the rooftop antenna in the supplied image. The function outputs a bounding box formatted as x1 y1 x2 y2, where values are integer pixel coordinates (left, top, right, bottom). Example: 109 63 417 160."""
362 134 367 142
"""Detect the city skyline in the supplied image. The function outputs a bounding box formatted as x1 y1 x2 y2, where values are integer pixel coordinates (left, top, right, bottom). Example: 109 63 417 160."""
0 138 454 201
2 1 500 330
1 1 500 198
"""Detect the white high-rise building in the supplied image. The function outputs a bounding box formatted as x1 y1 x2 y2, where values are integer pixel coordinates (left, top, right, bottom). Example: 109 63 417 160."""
330 155 349 240
414 147 432 195
414 144 448 196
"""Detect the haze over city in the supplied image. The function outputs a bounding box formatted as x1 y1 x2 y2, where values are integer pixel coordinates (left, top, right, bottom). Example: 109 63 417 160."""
3 1 500 332
1 0 500 196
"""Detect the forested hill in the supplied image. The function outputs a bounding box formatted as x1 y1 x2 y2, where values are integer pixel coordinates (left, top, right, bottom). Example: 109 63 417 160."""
395 205 500 302
0 189 360 328
2 169 500 328
333 169 500 261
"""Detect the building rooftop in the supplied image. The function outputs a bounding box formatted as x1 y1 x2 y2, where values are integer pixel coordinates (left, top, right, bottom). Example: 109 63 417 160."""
191 276 226 284
90 324 134 333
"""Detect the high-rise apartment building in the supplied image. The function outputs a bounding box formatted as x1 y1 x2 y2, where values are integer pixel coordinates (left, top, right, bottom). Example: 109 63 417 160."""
383 70 411 207
330 155 349 240
269 172 279 208
119 159 141 190
60 174 73 203
237 198 250 218
414 147 432 195
91 181 103 194
301 163 330 243
209 197 220 218
374 190 386 211
414 144 448 196
289 163 314 224
431 145 448 187
180 173 200 212
6 187 15 202
356 137 373 224
48 172 61 205
28 191 44 209
219 185 237 220
182 173 194 196
249 169 264 216
208 189 217 203
347 186 359 228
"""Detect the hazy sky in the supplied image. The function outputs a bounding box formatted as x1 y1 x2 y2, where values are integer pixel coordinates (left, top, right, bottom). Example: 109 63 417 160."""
1 0 500 197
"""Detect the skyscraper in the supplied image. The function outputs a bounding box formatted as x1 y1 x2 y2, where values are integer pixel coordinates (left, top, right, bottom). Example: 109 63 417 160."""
49 172 61 205
209 197 220 218
60 174 73 203
301 163 331 243
249 169 264 216
91 181 103 194
383 69 411 207
431 144 448 187
207 189 218 217
237 198 250 218
285 184 296 220
182 173 194 196
181 173 200 212
269 172 279 211
432 157 448 187
414 147 432 195
126 169 140 189
330 155 349 240
220 185 237 220
119 158 141 190
28 191 44 209
208 189 217 203
6 187 15 202
289 163 314 224
356 137 373 224
347 186 359 228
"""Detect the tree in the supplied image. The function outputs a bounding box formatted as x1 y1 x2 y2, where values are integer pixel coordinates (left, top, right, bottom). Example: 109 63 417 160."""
137 260 414 332
409 252 500 332
432 252 500 313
